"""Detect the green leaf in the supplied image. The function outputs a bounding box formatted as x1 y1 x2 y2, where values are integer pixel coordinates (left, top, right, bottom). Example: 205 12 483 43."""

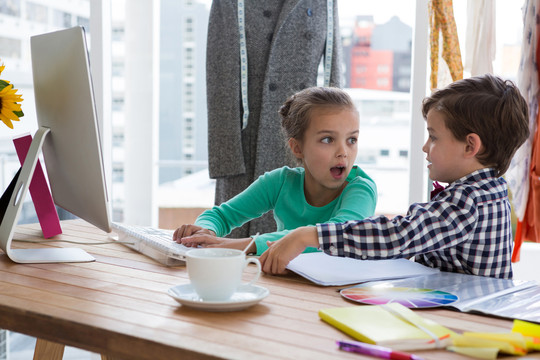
13 110 24 117
0 79 9 91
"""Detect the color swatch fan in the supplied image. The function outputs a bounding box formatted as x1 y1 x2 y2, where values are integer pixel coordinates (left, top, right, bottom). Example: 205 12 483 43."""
340 286 458 308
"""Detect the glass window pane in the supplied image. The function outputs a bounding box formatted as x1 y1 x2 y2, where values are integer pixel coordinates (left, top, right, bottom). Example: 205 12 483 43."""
340 0 414 215
0 0 21 16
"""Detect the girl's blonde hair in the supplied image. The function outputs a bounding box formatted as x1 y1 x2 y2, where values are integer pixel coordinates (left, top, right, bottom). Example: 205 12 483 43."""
279 87 357 141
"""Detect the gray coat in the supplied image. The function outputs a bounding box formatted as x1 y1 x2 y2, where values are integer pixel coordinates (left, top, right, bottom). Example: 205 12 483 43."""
206 0 342 237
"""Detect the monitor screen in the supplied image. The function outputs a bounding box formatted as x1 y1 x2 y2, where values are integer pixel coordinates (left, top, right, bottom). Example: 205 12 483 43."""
0 26 111 263
31 26 111 233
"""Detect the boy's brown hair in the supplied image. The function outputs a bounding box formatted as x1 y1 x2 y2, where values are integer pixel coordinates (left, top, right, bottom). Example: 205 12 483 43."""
422 74 530 176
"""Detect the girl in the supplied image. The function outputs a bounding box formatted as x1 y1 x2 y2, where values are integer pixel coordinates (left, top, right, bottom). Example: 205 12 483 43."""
173 87 377 255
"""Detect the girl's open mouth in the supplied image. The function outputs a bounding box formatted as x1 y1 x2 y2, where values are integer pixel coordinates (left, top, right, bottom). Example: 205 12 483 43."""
330 166 345 178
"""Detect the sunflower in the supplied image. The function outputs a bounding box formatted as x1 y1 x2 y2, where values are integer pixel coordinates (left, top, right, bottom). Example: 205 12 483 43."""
0 61 24 129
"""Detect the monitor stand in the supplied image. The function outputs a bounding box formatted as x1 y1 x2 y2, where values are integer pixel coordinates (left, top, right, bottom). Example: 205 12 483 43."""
0 127 95 263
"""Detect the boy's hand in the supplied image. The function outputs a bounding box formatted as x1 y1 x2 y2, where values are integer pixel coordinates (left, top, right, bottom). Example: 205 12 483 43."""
259 226 319 274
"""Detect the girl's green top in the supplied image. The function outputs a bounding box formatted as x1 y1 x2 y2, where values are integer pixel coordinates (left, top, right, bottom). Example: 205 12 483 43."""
195 165 377 255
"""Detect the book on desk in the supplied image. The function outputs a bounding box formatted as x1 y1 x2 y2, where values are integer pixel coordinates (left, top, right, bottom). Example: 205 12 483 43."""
286 252 540 324
285 252 440 286
346 272 540 324
319 302 455 351
320 303 538 357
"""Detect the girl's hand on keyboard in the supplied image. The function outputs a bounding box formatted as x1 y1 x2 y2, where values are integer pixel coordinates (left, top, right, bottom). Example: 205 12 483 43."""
173 225 215 242
178 234 256 253
174 225 256 253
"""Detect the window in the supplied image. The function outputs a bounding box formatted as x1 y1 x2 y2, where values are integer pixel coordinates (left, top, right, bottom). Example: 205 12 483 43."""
376 77 389 86
0 37 21 59
356 65 366 73
377 65 389 73
0 0 90 227
26 2 48 23
0 0 524 227
112 133 124 147
52 10 73 28
112 166 124 182
77 16 90 29
0 0 20 16
112 97 124 111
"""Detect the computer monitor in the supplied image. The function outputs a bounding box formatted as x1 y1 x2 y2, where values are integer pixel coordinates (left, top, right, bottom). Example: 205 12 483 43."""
0 26 111 263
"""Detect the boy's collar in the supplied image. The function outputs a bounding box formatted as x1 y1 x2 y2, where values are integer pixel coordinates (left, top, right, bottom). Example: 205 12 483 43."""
431 168 498 199
450 168 498 185
430 181 446 199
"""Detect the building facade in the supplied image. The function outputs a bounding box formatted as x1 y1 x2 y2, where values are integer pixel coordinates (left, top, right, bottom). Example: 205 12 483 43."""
347 15 412 92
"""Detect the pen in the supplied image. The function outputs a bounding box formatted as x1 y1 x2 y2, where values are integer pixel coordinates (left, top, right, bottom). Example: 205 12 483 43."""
337 340 425 360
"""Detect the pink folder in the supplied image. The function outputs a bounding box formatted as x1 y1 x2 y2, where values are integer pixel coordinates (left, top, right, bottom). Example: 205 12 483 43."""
13 134 62 238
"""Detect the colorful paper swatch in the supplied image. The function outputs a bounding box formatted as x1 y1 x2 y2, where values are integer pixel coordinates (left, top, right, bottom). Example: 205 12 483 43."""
340 286 458 308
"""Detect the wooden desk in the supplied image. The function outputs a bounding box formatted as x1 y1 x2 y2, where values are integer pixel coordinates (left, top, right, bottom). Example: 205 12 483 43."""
0 220 537 360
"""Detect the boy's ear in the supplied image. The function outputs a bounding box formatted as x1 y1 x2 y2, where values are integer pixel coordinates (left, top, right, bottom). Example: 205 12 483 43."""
288 138 303 160
464 133 482 158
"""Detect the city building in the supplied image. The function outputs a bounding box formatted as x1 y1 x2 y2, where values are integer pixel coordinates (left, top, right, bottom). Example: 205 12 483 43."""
347 15 412 92
110 0 210 222
158 0 209 184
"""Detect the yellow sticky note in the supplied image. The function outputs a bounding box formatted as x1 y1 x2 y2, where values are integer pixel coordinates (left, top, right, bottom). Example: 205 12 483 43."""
318 303 454 345
447 346 499 360
452 333 526 356
512 319 540 351
523 336 540 351
513 319 540 337
463 332 527 351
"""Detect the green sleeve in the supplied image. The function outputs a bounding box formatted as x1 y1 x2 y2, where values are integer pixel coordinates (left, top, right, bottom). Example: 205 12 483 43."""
324 170 378 223
254 169 377 255
194 168 284 236
254 230 320 255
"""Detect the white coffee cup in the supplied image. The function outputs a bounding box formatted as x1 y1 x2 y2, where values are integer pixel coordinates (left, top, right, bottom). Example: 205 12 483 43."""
186 248 261 301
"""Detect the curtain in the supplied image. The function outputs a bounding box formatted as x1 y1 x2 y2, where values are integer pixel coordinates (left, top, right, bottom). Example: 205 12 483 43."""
428 0 463 89
511 0 540 261
464 0 495 76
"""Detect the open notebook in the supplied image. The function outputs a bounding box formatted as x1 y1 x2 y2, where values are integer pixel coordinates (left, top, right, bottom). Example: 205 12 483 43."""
112 222 188 266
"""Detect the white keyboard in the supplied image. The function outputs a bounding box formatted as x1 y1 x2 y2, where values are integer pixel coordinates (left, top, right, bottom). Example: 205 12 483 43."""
112 222 189 266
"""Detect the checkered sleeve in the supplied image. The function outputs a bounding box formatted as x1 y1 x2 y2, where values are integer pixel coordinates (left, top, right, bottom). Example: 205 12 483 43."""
317 169 513 278
316 188 479 260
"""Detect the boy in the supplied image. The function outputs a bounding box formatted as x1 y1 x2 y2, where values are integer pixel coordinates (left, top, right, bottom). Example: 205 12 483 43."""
259 74 530 279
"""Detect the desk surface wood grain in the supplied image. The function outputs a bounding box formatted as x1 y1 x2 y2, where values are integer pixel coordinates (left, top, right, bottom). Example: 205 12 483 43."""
0 220 537 360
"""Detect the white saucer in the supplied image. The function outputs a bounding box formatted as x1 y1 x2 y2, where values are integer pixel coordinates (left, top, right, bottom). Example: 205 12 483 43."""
167 283 270 312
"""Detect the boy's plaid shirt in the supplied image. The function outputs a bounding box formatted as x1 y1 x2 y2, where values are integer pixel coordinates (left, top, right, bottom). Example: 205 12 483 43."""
317 168 513 279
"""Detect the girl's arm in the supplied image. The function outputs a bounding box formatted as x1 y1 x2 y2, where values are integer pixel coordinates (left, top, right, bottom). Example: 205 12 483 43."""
195 170 281 234
175 169 283 249
325 174 377 223
260 189 480 274
253 172 377 255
